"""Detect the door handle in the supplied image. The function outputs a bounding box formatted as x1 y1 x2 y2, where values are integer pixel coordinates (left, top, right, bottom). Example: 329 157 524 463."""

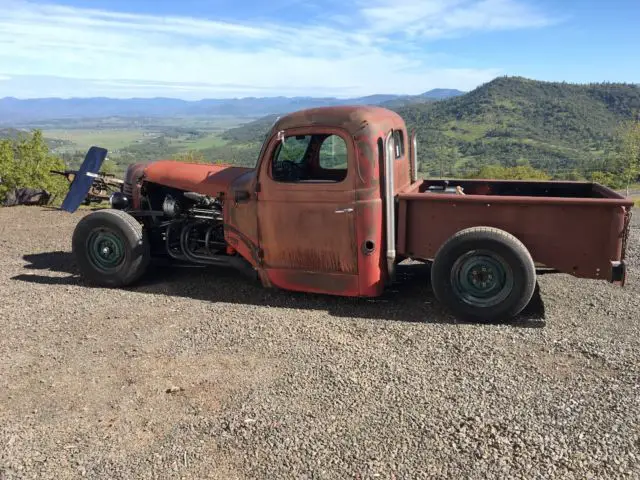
334 208 354 214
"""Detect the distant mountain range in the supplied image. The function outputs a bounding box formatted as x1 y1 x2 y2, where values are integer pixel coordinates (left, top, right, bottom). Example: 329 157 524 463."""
0 89 465 124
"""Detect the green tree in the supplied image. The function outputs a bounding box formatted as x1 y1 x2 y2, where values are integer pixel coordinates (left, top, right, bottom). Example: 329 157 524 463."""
468 164 551 180
617 118 640 195
589 170 625 189
100 158 120 175
0 130 68 204
433 145 459 177
556 169 585 181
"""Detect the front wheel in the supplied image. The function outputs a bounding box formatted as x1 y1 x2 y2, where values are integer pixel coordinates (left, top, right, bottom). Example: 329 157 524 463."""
72 209 150 287
430 227 536 323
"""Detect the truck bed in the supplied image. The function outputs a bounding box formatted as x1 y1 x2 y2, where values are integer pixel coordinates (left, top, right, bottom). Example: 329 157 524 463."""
396 179 633 284
410 178 626 198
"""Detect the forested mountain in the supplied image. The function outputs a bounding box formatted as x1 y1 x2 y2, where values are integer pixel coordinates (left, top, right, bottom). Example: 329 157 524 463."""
381 88 466 108
219 77 640 179
397 76 640 177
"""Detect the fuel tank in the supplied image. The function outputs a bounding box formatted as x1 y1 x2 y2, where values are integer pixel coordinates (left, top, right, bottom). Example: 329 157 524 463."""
143 160 253 198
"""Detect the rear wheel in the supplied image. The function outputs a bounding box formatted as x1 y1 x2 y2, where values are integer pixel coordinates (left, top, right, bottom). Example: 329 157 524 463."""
430 227 536 323
72 209 150 287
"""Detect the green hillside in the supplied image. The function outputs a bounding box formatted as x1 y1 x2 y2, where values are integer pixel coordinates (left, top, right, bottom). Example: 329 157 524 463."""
397 76 640 178
222 114 279 143
216 76 640 182
1 127 73 150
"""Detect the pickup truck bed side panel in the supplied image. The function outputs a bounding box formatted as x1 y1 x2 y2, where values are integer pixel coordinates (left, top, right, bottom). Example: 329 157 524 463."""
398 192 631 282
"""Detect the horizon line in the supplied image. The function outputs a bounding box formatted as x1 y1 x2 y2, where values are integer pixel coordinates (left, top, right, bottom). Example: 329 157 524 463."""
0 89 467 102
1 75 639 102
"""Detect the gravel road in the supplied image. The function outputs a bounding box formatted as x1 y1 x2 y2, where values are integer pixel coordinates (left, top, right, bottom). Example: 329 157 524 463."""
1 206 639 479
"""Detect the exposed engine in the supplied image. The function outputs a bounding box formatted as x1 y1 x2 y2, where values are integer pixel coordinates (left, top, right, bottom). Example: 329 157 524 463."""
143 187 231 266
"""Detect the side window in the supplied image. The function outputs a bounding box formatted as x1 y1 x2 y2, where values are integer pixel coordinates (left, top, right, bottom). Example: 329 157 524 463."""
271 133 348 183
392 130 404 159
273 134 311 165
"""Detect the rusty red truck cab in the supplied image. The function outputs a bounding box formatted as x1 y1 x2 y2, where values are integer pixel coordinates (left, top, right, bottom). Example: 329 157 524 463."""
223 106 411 298
66 105 633 323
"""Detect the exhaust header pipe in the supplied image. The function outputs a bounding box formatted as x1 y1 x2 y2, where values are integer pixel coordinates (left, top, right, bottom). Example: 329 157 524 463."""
384 130 396 281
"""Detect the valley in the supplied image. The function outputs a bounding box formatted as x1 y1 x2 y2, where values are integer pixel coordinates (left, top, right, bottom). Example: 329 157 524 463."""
24 116 262 173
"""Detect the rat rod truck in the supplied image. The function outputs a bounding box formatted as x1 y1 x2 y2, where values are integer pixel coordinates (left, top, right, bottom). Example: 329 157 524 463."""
61 105 633 322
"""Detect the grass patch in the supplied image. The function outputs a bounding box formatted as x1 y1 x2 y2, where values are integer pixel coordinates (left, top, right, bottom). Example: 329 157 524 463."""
441 121 491 141
45 129 147 152
493 99 520 110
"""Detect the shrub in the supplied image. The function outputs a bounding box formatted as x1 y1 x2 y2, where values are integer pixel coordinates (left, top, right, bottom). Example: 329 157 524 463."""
0 130 69 204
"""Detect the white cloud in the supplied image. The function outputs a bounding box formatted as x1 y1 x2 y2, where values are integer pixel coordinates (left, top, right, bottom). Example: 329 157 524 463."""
359 0 557 38
0 0 557 98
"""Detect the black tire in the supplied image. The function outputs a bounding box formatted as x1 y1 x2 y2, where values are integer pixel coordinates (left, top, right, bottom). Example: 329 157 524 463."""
430 227 536 323
72 209 150 287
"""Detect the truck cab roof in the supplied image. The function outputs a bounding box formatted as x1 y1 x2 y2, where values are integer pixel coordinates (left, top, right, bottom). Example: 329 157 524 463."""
270 105 406 137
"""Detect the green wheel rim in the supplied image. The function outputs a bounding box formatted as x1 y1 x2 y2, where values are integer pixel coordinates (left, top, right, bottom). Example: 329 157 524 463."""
450 249 514 308
86 228 126 272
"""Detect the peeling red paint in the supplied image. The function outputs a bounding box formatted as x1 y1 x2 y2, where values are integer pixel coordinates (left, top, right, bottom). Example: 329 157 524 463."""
144 161 252 198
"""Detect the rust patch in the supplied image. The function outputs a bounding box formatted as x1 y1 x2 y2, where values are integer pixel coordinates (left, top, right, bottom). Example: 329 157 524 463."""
358 200 381 241
223 223 261 266
355 186 381 202
144 161 252 198
278 248 358 274
266 268 359 296
270 105 405 142
356 137 374 184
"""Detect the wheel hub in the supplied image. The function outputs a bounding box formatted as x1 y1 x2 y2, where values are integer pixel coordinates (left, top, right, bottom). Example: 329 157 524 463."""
87 229 125 272
470 266 497 289
451 250 514 307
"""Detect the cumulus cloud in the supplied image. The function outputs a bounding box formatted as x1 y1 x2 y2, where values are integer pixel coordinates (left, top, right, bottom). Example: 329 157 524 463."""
0 0 558 98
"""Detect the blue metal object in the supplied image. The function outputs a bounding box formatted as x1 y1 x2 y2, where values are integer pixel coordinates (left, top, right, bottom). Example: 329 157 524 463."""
60 146 108 213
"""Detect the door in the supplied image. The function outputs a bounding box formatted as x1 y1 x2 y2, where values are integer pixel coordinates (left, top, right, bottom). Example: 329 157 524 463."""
257 126 360 296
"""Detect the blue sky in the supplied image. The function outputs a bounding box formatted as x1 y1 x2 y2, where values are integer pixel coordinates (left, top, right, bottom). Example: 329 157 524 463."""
0 0 638 99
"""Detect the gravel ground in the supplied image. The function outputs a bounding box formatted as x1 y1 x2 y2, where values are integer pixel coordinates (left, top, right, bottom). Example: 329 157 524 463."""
1 206 639 479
